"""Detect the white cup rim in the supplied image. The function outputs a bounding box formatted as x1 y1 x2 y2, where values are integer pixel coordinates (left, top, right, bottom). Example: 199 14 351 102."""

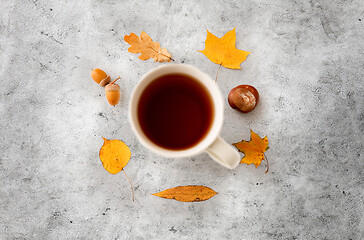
129 64 224 158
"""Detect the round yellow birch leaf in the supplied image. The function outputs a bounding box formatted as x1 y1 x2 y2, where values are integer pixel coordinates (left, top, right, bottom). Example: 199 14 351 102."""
99 137 131 174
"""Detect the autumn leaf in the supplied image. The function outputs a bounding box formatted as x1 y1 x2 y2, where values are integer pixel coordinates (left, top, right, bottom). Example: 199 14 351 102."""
99 137 134 201
233 130 270 172
124 31 173 62
99 137 131 174
198 28 250 69
152 185 217 202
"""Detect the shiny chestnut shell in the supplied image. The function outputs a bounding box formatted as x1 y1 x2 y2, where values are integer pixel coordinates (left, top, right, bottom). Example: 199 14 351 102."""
228 85 259 113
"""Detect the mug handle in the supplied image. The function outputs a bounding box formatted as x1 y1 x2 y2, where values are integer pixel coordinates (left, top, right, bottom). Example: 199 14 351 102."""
206 136 241 169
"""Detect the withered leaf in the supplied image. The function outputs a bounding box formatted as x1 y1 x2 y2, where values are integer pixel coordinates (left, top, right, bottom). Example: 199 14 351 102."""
99 137 131 174
199 28 250 69
152 185 217 202
233 129 270 172
124 31 172 62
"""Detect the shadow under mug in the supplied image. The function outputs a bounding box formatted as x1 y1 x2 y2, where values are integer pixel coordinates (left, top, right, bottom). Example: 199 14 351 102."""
129 64 240 169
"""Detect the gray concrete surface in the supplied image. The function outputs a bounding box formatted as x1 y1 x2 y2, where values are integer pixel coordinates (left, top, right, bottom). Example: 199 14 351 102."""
1 0 363 239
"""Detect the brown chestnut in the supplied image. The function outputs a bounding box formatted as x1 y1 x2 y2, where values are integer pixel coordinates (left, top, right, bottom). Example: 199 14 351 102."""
228 85 259 113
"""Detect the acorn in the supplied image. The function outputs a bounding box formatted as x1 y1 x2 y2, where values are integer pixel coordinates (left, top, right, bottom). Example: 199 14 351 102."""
91 68 111 87
228 85 259 113
105 77 121 106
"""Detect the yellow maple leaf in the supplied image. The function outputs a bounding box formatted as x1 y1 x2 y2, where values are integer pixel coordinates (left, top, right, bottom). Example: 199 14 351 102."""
199 28 250 69
152 185 217 202
124 31 172 62
233 130 269 172
99 137 131 174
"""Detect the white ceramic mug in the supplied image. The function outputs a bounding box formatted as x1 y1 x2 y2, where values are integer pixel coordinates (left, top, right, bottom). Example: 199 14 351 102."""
129 64 240 169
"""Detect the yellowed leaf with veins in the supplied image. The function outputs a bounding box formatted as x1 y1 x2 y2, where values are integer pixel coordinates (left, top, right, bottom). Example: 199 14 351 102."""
233 130 269 171
199 28 250 69
124 31 172 62
152 185 217 202
99 137 131 174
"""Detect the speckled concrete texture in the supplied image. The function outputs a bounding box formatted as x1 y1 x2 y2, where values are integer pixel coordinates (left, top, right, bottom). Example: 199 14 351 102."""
1 0 363 239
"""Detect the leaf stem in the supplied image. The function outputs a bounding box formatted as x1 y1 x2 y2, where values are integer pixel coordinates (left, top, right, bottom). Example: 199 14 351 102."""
215 64 222 82
159 52 174 61
110 76 120 84
264 153 269 173
122 169 134 202
151 46 174 61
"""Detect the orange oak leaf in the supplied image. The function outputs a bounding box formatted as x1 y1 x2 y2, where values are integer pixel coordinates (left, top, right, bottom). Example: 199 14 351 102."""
233 130 270 172
199 28 250 69
152 185 217 202
124 31 172 62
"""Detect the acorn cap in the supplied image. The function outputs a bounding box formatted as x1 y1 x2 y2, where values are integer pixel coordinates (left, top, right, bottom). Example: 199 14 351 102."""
105 83 120 91
99 75 111 87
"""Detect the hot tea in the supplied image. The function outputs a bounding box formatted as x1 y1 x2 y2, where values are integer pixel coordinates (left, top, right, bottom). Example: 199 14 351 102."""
137 73 214 150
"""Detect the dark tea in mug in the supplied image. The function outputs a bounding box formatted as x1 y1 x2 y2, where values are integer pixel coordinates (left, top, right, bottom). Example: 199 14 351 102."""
137 73 214 150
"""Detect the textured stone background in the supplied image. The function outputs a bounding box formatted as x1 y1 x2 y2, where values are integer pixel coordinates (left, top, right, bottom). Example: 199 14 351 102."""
1 0 363 239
